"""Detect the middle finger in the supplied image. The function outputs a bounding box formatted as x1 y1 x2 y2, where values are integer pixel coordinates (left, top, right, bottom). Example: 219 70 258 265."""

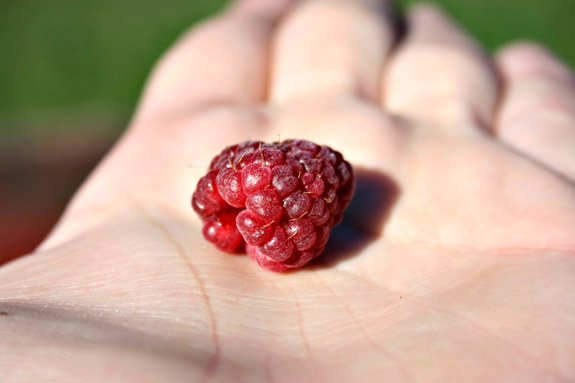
270 0 396 104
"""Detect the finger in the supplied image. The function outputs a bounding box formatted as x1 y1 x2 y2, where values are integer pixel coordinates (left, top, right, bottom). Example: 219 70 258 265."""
40 1 298 251
384 4 498 129
270 0 396 104
495 42 575 181
136 0 295 121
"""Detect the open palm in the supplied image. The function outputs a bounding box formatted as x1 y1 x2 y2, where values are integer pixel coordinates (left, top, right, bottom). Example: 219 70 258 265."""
1 1 574 382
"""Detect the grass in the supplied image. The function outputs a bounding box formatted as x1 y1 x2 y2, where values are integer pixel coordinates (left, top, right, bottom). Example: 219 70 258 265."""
0 0 573 135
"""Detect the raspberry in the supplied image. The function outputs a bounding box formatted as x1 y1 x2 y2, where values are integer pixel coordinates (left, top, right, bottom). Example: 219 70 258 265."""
192 139 354 272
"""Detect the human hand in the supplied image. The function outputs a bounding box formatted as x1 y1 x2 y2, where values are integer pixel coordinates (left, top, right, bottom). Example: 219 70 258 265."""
1 0 574 382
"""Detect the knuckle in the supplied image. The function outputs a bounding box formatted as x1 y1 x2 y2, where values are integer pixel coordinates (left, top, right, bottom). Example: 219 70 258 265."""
174 16 268 60
312 103 409 160
181 18 241 52
398 45 487 80
180 104 267 132
389 93 481 131
510 111 575 137
502 91 575 128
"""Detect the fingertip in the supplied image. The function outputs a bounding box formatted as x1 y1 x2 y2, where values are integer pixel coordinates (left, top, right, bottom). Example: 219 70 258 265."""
496 41 574 83
228 0 298 17
405 2 476 48
385 2 497 127
497 41 553 61
407 2 460 33
495 41 575 181
408 2 447 21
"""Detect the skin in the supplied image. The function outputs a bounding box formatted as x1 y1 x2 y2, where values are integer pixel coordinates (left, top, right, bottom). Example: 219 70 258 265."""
1 0 574 381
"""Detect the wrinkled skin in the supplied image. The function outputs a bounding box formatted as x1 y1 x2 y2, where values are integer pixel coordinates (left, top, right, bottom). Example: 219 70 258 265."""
1 1 574 382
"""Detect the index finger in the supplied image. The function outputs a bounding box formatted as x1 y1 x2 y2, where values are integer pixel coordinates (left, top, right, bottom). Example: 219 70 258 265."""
136 0 295 122
39 0 296 250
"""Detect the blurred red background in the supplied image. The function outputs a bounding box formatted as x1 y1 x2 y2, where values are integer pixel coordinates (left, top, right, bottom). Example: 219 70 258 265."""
0 133 115 266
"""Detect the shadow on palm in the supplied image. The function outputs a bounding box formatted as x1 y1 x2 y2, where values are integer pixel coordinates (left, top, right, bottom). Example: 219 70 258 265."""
311 167 400 269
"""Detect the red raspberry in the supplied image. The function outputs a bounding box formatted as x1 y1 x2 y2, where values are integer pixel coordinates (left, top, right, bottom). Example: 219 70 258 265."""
192 139 354 272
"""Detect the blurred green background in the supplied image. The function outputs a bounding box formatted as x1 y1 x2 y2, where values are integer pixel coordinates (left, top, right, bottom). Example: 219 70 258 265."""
0 0 574 262
0 0 573 137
